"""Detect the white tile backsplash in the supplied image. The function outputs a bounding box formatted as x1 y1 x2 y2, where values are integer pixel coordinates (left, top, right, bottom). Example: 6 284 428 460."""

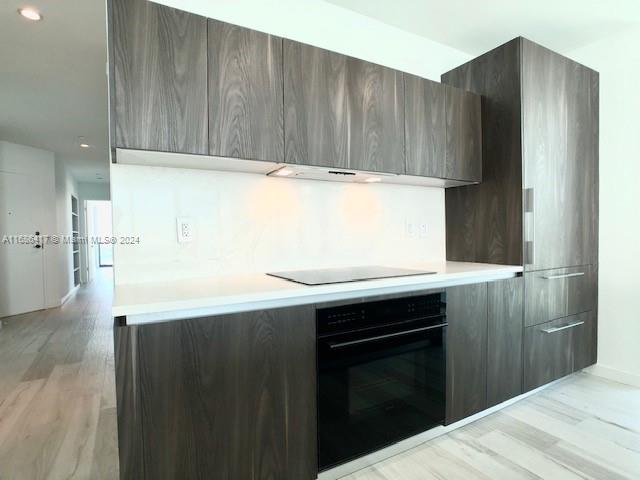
111 163 446 285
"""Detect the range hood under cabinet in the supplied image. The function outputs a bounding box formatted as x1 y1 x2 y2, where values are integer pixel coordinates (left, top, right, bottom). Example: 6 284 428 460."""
115 149 477 188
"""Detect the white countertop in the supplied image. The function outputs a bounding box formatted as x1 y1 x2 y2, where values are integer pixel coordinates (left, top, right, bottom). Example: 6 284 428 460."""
113 262 523 325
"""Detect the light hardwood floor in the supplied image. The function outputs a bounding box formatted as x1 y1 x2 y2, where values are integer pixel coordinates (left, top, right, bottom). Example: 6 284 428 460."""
0 268 118 480
341 373 640 480
1 270 638 480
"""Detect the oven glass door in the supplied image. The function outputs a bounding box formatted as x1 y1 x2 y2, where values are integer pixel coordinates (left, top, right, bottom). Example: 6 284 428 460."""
318 320 446 470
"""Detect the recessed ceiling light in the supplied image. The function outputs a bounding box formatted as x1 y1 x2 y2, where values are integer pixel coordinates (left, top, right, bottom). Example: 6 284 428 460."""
364 177 382 183
18 7 42 21
80 143 90 148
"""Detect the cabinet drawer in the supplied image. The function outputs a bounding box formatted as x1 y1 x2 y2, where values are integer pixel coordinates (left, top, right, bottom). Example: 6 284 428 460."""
524 311 596 391
524 265 596 327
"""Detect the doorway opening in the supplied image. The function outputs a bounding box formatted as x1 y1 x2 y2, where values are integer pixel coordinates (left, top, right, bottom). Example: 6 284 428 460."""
85 200 113 284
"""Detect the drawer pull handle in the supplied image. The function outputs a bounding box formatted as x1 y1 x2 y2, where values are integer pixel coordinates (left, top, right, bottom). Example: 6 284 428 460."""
541 321 585 334
541 272 585 280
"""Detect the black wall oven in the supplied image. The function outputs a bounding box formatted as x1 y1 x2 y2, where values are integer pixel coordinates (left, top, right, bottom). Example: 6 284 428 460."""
317 292 447 471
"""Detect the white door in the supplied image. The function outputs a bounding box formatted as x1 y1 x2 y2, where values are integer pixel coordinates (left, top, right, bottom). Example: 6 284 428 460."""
0 171 46 317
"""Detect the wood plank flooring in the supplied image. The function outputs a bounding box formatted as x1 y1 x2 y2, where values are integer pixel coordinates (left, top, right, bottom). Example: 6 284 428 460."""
0 268 118 480
1 268 638 479
341 373 640 480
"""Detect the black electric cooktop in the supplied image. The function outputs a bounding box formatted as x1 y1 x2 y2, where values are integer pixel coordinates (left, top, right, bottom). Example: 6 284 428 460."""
267 265 436 286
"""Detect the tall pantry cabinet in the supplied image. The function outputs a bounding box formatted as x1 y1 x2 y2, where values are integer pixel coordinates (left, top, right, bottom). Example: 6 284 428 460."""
442 37 599 391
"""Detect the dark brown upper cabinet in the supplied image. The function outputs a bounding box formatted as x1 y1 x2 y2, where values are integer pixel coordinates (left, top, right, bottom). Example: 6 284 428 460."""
109 1 487 181
445 86 482 182
208 20 284 162
443 37 598 272
405 76 481 182
284 40 405 173
109 0 208 154
404 75 446 178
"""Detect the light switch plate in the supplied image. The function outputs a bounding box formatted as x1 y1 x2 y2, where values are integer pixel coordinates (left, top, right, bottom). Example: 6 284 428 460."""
176 217 194 243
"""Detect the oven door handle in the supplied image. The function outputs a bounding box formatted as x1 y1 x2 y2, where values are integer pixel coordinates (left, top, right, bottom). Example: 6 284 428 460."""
327 323 448 349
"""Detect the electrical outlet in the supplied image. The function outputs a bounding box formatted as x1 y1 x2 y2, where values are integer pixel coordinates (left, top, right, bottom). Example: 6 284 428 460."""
405 220 416 238
419 223 428 238
176 217 194 243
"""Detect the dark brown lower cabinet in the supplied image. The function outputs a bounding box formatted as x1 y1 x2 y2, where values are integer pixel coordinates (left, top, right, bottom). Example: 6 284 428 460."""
524 264 597 327
487 276 524 407
113 321 143 480
445 283 488 424
114 306 317 480
113 276 595 478
524 310 597 392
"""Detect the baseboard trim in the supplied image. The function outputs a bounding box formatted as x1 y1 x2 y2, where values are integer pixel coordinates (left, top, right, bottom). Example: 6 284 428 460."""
586 364 640 387
317 377 566 480
61 285 79 305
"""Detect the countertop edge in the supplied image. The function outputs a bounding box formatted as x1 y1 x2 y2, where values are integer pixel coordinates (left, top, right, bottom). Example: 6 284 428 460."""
115 267 522 326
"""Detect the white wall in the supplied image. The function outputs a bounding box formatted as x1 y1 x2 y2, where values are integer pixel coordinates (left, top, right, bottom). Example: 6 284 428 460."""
0 141 59 308
54 158 79 300
155 0 471 81
567 29 640 384
111 163 445 285
78 182 110 202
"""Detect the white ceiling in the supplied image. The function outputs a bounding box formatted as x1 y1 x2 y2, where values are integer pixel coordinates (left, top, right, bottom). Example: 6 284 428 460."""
325 0 640 55
0 0 109 183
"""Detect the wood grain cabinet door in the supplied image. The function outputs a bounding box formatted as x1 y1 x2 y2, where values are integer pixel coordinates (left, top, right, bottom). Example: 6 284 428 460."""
284 40 405 173
521 39 599 271
487 277 523 407
446 282 488 424
110 0 208 154
347 59 405 173
445 86 482 182
116 306 317 480
208 19 284 161
404 75 446 177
